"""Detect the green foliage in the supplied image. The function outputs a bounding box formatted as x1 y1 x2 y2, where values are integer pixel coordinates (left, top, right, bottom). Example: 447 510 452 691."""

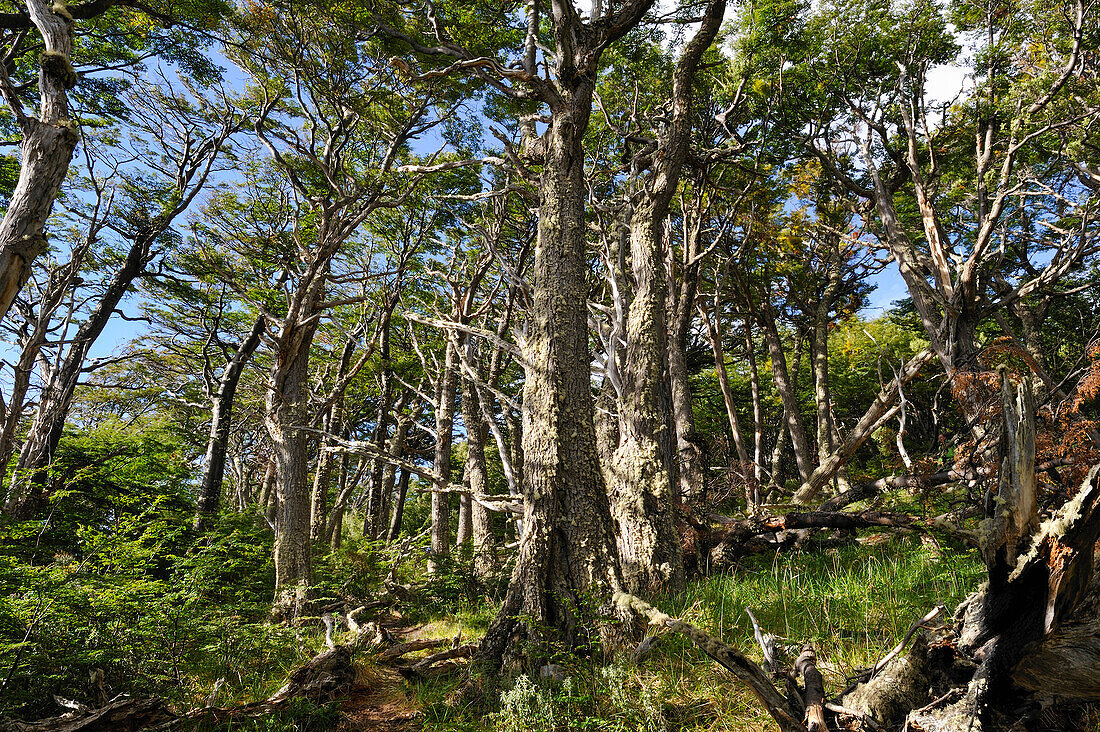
0 423 311 719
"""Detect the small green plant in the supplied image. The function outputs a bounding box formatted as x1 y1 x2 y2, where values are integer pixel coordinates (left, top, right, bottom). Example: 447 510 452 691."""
494 674 559 732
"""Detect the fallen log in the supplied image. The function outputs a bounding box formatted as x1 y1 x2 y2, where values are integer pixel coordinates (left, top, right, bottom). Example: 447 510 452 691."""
0 698 174 732
1 627 367 732
709 509 917 565
794 645 826 732
615 592 805 732
375 638 449 663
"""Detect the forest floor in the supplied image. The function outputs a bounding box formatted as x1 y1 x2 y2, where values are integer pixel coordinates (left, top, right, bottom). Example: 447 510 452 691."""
334 527 988 731
338 666 421 732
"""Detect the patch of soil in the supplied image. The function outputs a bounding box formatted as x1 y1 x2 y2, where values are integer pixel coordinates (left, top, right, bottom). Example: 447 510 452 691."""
338 666 421 731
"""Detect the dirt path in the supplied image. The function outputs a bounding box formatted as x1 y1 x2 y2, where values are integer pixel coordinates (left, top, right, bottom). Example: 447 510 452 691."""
337 666 421 732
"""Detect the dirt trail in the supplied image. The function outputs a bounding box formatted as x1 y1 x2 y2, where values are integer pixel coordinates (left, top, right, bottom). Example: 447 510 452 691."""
338 666 421 731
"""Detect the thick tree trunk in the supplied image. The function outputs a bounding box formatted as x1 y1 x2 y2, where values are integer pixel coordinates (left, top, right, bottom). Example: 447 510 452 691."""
612 201 684 593
0 0 80 321
480 69 627 670
195 317 264 531
609 0 721 595
268 314 319 621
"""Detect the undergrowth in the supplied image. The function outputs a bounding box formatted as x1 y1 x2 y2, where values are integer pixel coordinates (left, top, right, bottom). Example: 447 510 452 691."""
412 533 984 731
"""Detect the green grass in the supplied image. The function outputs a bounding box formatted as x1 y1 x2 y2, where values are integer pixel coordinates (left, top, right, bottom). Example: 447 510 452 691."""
411 534 985 731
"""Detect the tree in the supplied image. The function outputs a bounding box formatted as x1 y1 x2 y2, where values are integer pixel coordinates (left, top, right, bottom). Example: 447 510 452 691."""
0 0 226 320
4 79 236 517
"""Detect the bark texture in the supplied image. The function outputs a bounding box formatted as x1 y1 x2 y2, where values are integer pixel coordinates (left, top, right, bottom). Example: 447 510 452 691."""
481 1 655 662
609 0 722 594
0 0 79 321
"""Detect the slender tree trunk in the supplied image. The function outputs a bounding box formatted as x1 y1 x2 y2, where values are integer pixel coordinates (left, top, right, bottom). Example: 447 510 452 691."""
792 348 935 504
429 340 459 572
327 453 348 550
195 317 264 531
668 266 703 503
387 467 410 542
701 305 753 506
365 317 394 539
0 250 85 488
702 305 750 466
6 233 156 518
756 299 813 484
745 321 764 484
461 375 497 577
309 409 332 543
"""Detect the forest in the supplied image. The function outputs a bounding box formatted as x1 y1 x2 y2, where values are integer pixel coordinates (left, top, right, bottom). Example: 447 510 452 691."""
0 0 1098 729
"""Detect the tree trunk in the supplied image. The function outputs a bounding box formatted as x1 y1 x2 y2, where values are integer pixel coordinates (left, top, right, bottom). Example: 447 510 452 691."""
365 318 394 540
792 348 934 504
701 304 751 471
429 339 459 572
195 317 264 531
0 0 79 321
461 375 497 578
757 299 813 484
612 198 684 593
6 233 156 518
268 313 319 621
745 321 764 483
480 60 628 670
609 0 721 594
387 467 411 542
309 409 333 543
668 267 703 503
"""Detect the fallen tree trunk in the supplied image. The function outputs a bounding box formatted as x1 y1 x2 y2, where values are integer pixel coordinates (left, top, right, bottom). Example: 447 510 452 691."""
615 592 806 732
794 645 826 732
846 376 1100 729
0 699 174 732
709 509 918 565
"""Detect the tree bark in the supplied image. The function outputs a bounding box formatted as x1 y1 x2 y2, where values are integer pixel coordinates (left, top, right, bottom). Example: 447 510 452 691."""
429 339 459 572
609 0 721 595
700 302 752 500
461 374 497 578
195 316 265 531
0 0 79 321
268 311 318 621
745 321 764 483
387 467 411 542
6 231 158 518
756 298 813 485
792 348 934 504
481 3 651 662
668 265 703 502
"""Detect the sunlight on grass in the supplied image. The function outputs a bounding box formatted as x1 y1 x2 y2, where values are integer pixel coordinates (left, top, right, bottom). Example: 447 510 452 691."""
641 534 983 730
408 535 984 731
